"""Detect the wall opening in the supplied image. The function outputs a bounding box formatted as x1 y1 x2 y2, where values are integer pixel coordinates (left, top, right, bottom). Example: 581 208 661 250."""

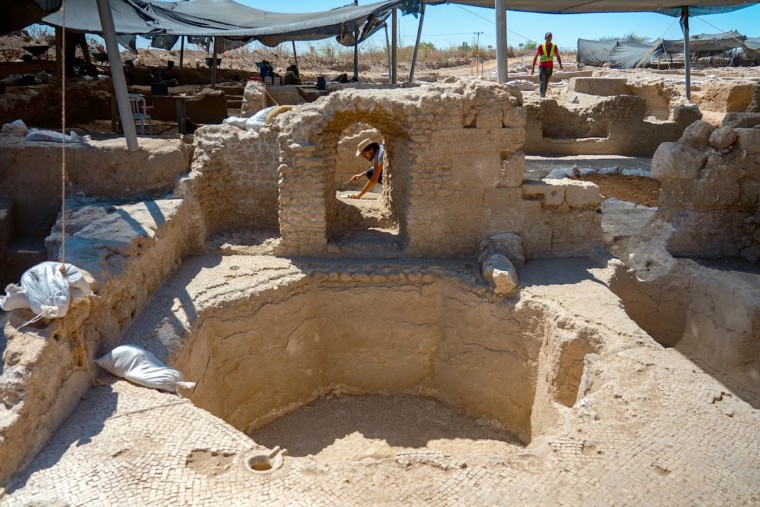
323 121 404 257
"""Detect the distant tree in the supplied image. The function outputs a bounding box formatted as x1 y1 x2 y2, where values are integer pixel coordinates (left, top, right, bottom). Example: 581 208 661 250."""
420 41 435 51
459 41 470 51
524 40 537 50
598 32 650 44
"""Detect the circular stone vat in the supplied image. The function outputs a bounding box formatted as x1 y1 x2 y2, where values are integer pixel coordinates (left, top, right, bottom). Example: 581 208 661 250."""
177 267 598 444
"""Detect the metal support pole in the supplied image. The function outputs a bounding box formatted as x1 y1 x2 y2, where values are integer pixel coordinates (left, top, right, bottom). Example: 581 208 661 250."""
384 23 392 84
353 29 359 81
409 1 426 83
292 40 298 68
211 36 218 88
681 6 691 101
495 0 508 83
179 36 185 68
96 0 137 151
391 8 398 84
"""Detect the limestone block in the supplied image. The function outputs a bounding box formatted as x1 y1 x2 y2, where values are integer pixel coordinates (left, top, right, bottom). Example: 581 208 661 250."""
479 232 525 266
651 141 708 181
681 120 715 148
476 108 503 129
722 112 760 128
265 86 306 107
564 180 602 209
497 151 525 188
737 128 760 154
568 77 628 97
709 127 737 150
522 180 565 207
482 253 519 296
548 210 602 256
691 167 742 209
483 188 523 214
673 104 703 126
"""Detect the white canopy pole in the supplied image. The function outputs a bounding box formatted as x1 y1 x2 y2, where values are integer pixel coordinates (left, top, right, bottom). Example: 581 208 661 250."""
495 0 508 83
409 2 426 83
96 0 137 151
681 6 691 101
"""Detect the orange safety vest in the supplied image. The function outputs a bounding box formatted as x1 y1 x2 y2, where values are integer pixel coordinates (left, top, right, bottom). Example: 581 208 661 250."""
539 42 556 67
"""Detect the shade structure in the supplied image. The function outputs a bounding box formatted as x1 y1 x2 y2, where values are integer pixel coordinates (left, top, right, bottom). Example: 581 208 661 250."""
42 0 401 47
423 0 758 15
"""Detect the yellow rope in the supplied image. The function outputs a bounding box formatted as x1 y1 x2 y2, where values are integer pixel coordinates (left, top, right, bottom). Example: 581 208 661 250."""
74 326 107 387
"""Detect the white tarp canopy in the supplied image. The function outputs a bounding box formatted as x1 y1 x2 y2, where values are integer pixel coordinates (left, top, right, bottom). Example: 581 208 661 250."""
423 0 758 15
42 0 401 47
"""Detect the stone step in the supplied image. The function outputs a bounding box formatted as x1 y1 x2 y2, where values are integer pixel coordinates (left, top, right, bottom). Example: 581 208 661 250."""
226 99 243 109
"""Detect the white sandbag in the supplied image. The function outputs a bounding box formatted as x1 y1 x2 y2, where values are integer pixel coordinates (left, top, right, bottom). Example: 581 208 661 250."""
579 167 597 177
598 166 620 176
96 344 195 393
0 262 93 320
245 106 277 132
545 165 580 180
0 284 29 311
2 119 28 136
26 128 90 144
621 168 652 178
223 116 248 129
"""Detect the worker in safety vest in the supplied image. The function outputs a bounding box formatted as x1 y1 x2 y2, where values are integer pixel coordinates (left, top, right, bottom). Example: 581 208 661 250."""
531 32 563 98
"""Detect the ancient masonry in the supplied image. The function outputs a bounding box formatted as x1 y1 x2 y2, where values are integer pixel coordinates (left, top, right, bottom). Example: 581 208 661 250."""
0 78 759 505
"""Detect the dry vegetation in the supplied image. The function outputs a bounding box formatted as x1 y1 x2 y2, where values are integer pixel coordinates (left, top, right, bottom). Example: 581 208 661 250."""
0 27 563 77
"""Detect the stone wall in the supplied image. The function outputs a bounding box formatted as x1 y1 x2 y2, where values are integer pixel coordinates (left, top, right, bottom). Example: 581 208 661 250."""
0 136 192 237
271 80 602 258
651 116 760 262
0 198 195 485
185 124 280 236
524 77 700 157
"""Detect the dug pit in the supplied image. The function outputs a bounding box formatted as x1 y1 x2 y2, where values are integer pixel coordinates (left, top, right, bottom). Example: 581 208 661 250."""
124 256 601 446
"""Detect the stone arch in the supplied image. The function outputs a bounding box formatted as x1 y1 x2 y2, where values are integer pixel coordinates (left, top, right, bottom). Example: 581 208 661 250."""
321 111 411 248
274 82 529 258
275 92 424 256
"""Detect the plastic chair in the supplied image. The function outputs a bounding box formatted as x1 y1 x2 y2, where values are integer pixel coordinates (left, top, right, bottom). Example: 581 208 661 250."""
128 93 152 134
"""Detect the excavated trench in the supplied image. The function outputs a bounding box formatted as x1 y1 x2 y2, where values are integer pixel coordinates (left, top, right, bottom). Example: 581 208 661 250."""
170 266 601 447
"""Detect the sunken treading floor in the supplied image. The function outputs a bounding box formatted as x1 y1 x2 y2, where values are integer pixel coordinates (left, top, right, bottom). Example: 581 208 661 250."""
250 394 523 464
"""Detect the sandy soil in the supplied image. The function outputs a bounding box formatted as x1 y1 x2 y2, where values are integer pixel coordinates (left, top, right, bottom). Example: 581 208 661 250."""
249 394 524 466
586 174 661 207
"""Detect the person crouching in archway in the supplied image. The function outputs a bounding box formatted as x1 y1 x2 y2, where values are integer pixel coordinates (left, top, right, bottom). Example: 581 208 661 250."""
348 139 384 199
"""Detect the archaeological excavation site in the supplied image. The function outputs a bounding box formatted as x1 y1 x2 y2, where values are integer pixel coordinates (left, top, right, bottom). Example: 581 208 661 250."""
2 31 760 505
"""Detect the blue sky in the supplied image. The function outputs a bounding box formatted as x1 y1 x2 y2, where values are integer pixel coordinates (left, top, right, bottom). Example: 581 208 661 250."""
238 1 760 50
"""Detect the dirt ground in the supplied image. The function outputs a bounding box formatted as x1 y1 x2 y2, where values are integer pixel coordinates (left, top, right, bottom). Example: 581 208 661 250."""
584 174 661 207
